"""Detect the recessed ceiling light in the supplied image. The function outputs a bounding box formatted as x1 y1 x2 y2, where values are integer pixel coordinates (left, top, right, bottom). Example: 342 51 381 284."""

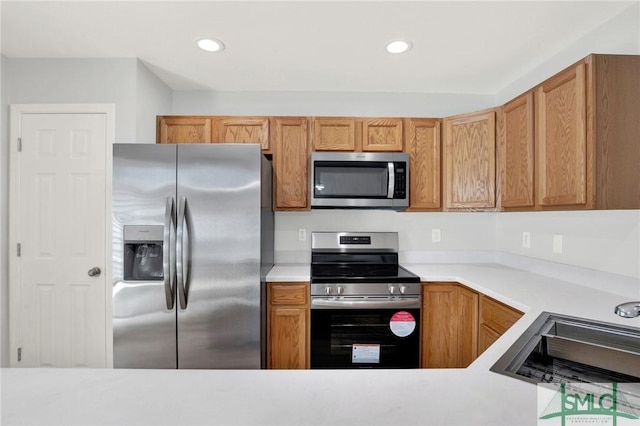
385 40 412 54
197 38 224 52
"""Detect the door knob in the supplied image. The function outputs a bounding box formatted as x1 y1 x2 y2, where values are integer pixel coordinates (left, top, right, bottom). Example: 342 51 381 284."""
88 267 101 277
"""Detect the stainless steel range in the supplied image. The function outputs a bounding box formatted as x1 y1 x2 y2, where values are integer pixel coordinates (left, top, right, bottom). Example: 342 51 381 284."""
310 232 421 369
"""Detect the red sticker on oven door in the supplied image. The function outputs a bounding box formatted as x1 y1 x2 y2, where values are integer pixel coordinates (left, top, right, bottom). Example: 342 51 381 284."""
389 311 416 337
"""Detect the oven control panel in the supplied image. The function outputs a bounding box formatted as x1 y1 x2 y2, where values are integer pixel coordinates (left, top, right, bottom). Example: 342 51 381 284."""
311 282 421 297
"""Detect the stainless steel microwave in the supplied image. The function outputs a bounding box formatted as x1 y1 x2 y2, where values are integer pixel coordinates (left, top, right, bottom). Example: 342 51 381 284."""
310 152 409 209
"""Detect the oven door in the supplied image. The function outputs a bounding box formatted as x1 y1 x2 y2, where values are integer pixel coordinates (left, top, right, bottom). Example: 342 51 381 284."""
310 301 420 369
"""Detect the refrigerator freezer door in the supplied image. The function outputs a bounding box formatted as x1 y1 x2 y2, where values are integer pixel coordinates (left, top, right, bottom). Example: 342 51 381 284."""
176 144 262 369
112 144 178 368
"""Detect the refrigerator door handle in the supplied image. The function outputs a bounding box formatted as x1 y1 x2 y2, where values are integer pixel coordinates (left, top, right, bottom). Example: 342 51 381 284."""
163 197 176 310
177 195 191 309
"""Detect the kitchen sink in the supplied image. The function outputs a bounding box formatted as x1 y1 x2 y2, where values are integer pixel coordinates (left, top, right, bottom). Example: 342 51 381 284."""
491 312 640 384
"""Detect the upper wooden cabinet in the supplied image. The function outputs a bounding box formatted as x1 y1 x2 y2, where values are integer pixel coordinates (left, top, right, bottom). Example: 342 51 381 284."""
499 92 535 208
500 54 640 211
404 118 441 210
547 54 640 210
156 115 270 151
272 117 310 210
536 62 588 207
214 117 270 152
157 116 212 144
312 117 358 151
362 118 403 151
443 109 496 210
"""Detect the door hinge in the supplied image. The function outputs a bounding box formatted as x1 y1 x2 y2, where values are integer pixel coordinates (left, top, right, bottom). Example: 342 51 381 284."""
17 137 22 152
17 347 22 362
17 243 21 257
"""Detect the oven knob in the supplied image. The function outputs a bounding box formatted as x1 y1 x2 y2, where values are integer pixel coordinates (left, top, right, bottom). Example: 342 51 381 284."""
388 285 396 295
337 286 344 295
325 286 333 295
399 285 407 295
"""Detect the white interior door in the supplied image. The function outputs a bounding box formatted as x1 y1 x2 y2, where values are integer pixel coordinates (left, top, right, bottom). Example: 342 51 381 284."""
10 106 113 367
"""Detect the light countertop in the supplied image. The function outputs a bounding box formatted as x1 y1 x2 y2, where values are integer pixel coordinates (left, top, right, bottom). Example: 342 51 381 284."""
2 263 639 426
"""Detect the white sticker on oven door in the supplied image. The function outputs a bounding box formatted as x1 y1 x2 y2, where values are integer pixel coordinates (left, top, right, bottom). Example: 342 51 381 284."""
389 311 416 337
352 344 381 364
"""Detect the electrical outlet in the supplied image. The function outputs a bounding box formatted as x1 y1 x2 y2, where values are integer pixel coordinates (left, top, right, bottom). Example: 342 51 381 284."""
298 228 307 242
522 231 531 249
553 234 563 253
432 228 441 243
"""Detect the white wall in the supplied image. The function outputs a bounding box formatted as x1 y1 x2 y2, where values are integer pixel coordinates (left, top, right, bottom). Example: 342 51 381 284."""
5 58 138 142
275 211 497 263
172 90 495 118
136 60 173 143
496 211 640 279
496 3 640 104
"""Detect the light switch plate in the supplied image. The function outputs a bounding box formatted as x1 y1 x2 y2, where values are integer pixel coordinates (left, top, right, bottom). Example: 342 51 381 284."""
522 231 531 249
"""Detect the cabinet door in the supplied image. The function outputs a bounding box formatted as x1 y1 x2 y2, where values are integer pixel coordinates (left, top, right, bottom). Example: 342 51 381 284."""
422 283 478 368
478 324 501 355
405 118 441 210
422 284 459 368
362 118 403 151
536 63 587 207
312 118 358 151
478 295 523 355
214 117 270 151
500 92 535 208
267 283 309 369
444 110 496 209
272 117 310 210
457 286 479 367
157 117 212 144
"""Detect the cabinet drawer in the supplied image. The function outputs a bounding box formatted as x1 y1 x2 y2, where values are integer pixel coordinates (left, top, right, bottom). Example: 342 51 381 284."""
269 283 309 306
480 296 522 334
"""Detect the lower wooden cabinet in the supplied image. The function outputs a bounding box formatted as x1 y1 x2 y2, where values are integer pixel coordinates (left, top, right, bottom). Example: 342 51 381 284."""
421 282 522 368
421 283 478 368
267 282 310 369
478 295 523 355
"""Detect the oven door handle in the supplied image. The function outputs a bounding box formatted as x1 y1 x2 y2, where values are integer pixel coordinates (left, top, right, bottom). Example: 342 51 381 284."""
311 298 420 309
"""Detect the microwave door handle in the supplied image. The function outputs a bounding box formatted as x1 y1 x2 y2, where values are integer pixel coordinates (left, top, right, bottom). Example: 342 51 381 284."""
387 162 395 198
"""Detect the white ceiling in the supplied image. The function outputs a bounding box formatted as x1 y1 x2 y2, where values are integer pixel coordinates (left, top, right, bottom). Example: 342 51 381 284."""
1 1 636 94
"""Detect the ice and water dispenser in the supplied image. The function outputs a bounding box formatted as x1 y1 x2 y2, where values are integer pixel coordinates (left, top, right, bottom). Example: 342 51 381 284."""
123 225 164 281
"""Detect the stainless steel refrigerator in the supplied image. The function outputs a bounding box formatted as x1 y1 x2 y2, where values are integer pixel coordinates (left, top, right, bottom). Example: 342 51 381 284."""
112 143 273 369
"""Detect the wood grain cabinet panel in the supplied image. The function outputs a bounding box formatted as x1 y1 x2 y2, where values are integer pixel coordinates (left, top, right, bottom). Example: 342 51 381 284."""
404 118 441 210
478 295 523 355
157 117 212 144
267 282 309 369
312 118 358 151
362 118 403 151
272 117 310 210
421 283 478 368
443 110 496 210
500 92 535 208
536 63 587 207
422 282 522 368
214 117 270 152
